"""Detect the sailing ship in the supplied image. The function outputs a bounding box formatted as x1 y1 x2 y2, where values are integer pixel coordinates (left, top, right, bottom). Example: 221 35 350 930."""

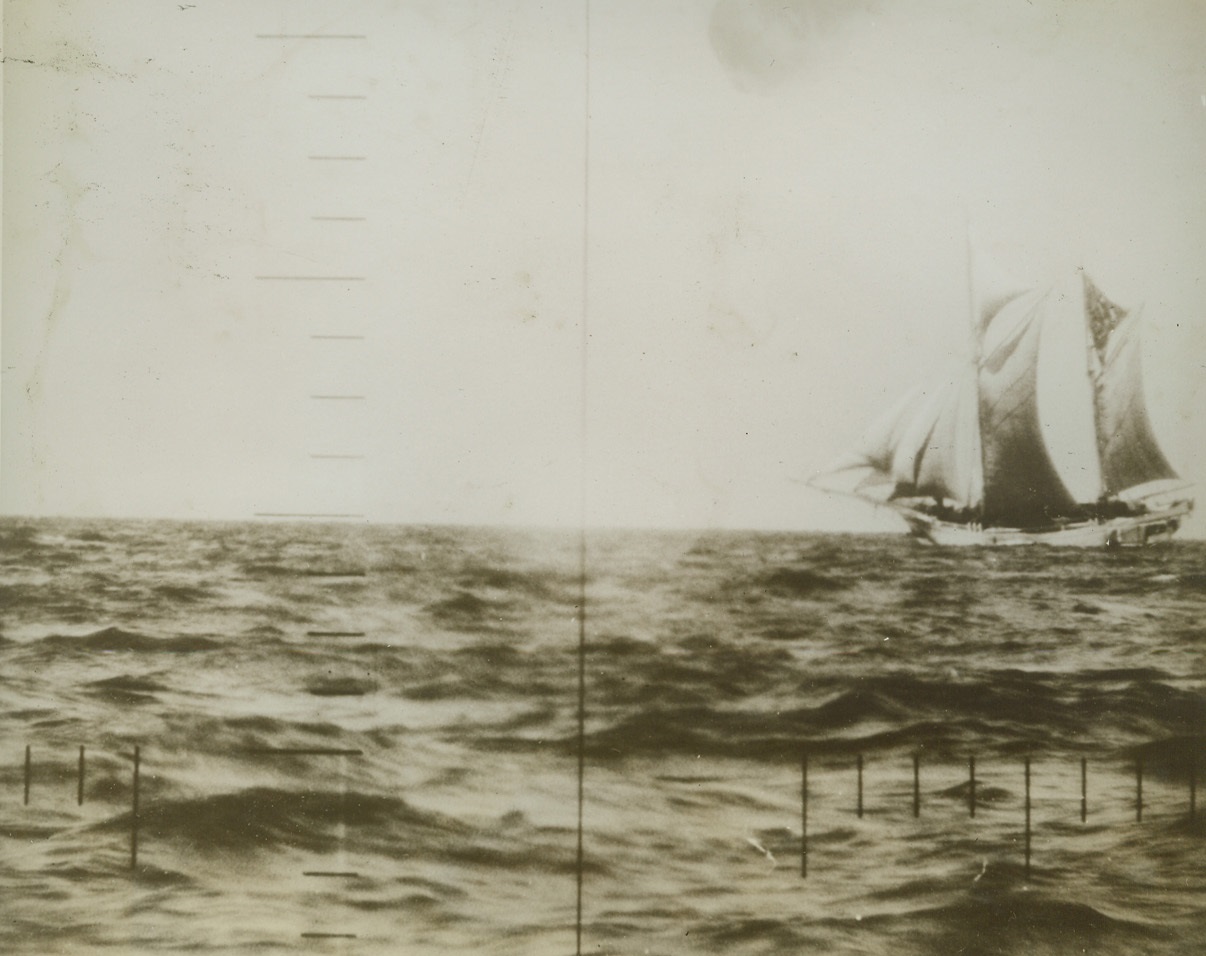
812 268 1194 546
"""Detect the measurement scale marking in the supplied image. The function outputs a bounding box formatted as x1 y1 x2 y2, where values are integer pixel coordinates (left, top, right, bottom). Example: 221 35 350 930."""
255 512 365 519
576 5 592 953
242 748 363 756
256 276 365 282
256 24 370 944
257 34 366 40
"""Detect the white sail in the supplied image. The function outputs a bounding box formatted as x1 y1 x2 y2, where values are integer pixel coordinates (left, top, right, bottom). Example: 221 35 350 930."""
978 289 1080 527
1035 273 1103 504
1085 281 1179 495
856 385 929 478
807 386 928 501
906 368 984 511
820 372 980 509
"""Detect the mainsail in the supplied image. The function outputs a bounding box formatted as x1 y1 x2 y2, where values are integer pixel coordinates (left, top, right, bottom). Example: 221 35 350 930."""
978 288 1080 527
1085 278 1179 496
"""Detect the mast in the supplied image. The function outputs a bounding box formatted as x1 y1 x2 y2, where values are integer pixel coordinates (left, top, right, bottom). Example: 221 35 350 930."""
1078 269 1108 503
965 222 985 515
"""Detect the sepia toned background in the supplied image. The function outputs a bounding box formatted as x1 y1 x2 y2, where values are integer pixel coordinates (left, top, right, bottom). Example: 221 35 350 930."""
3 0 1204 534
3 3 1206 955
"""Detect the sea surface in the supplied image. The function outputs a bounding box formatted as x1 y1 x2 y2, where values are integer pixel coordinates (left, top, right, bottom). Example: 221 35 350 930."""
2 517 1205 954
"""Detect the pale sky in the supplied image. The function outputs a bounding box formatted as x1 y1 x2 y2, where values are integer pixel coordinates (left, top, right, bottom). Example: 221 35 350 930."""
3 0 1204 534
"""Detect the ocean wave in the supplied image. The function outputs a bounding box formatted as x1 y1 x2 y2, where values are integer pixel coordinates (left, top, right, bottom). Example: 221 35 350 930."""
5 519 1206 952
145 714 365 758
579 660 1205 755
94 788 417 854
83 674 168 705
41 626 220 653
223 715 348 737
1174 571 1206 592
572 706 1014 761
454 564 578 603
86 675 169 693
243 623 287 638
566 670 1205 761
934 780 1013 805
697 915 804 948
150 582 215 604
87 787 585 876
305 676 378 697
425 591 516 633
238 562 310 578
900 572 987 608
575 705 800 760
920 894 1154 953
393 643 564 703
758 567 851 597
1129 736 1206 777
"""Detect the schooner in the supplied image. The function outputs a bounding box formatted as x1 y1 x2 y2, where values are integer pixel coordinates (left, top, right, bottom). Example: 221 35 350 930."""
812 269 1194 546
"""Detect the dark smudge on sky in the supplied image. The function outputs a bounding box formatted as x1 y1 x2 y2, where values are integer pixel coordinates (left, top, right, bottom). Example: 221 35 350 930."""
708 0 876 91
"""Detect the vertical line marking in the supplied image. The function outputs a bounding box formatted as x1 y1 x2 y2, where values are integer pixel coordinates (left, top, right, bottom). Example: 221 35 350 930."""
131 746 141 870
856 754 864 819
969 755 976 818
1024 756 1031 880
338 754 348 877
78 746 85 806
913 753 920 818
800 751 808 878
1085 752 1095 819
574 4 591 954
1190 755 1197 822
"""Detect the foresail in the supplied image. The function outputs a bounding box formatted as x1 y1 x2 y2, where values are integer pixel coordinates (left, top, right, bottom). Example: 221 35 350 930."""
978 289 1079 527
901 371 981 508
818 374 980 508
805 388 919 500
1091 306 1179 494
857 386 928 476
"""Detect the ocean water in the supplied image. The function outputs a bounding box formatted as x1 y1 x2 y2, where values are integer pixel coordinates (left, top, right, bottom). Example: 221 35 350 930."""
2 516 1205 954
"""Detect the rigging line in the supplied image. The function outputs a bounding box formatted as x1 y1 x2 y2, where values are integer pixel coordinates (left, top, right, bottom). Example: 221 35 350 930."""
575 3 591 955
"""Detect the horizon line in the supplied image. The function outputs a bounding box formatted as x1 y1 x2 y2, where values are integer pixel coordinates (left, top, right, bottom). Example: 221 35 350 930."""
0 509 1202 541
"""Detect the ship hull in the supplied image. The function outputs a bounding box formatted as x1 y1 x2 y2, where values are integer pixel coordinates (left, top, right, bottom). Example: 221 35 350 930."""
900 503 1191 548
